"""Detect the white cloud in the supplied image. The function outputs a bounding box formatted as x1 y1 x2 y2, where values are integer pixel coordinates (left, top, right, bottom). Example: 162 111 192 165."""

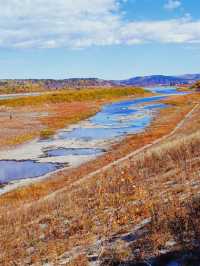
0 0 199 48
164 0 181 10
121 17 200 44
0 0 121 48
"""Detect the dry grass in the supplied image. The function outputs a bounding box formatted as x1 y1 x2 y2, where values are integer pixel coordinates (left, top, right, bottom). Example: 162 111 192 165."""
0 87 147 108
0 84 46 95
0 87 149 148
1 93 200 265
0 101 99 149
97 132 200 264
0 93 194 206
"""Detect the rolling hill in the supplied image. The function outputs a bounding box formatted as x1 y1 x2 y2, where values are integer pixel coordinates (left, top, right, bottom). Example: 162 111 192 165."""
0 74 200 93
119 74 200 86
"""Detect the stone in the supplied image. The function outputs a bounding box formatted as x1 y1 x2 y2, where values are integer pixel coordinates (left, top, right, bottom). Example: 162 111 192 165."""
26 246 35 255
39 223 48 230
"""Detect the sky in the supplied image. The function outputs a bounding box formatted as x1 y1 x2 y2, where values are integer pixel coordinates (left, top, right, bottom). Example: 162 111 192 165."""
0 0 200 80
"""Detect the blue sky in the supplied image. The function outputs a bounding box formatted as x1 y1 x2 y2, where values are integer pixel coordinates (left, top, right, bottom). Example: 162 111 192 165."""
0 0 199 79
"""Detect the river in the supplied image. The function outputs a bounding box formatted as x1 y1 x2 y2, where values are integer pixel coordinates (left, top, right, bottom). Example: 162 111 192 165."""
0 87 184 191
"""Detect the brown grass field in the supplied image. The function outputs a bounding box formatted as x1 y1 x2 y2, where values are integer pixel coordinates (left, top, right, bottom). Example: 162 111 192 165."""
1 92 200 265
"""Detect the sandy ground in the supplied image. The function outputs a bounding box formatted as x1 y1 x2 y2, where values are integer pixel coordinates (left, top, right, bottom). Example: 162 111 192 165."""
0 92 43 99
0 101 100 149
0 106 45 147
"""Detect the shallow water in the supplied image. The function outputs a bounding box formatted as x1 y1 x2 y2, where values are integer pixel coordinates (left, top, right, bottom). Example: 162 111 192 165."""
0 87 184 185
0 160 61 183
147 86 179 94
45 147 105 157
58 97 167 141
167 262 179 266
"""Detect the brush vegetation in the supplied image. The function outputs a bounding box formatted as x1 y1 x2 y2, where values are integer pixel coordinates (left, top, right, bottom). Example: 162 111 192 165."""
0 87 148 107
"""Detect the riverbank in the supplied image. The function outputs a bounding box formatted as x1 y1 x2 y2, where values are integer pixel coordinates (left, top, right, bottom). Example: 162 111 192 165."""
0 93 193 202
1 92 200 265
0 93 166 192
0 87 149 149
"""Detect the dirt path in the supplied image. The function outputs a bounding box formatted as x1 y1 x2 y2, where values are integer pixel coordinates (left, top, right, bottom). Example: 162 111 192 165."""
0 92 43 100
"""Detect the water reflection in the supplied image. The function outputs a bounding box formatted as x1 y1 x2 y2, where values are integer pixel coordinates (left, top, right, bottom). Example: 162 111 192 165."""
0 160 61 183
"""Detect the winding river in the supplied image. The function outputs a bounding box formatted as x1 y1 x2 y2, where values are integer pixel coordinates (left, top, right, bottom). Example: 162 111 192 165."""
0 87 183 190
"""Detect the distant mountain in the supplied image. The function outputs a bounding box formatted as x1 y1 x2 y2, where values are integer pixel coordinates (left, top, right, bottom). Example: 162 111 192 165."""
0 78 115 92
119 74 200 87
0 74 200 92
47 78 115 88
177 74 200 82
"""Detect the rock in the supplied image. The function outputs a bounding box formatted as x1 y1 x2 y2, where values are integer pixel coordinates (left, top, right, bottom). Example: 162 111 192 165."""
39 233 45 240
63 219 71 225
159 249 169 255
23 257 32 265
165 240 176 248
26 246 35 255
39 223 48 230
134 248 141 256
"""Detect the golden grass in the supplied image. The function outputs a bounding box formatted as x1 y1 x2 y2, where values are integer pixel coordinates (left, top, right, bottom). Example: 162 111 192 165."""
1 93 200 264
163 92 200 106
2 133 37 146
0 87 147 108
39 103 100 139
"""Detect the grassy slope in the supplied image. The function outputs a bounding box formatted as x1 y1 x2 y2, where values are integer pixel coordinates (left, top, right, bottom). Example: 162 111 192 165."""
1 93 200 265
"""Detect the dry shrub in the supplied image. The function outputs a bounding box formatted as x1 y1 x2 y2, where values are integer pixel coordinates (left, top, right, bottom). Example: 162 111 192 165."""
99 240 132 266
68 254 89 266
